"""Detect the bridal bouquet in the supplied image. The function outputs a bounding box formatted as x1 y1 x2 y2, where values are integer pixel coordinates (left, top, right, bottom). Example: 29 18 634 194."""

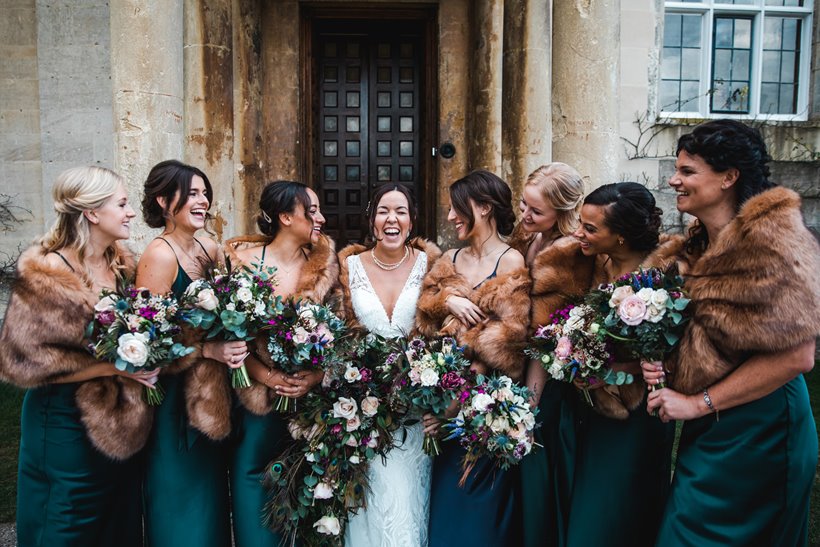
525 303 627 405
391 336 472 456
585 267 690 389
266 300 347 412
87 285 193 405
443 374 537 486
263 333 404 545
180 262 280 388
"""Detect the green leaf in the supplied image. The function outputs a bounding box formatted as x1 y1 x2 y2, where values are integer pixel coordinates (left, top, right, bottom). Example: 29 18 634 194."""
303 475 318 487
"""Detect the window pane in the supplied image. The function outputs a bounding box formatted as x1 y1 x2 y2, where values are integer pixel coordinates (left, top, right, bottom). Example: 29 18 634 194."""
763 17 781 50
734 19 751 49
659 80 680 111
733 50 750 81
661 13 702 113
681 15 702 47
780 52 796 82
779 83 796 113
711 17 751 113
661 47 681 80
680 80 700 111
760 82 780 113
766 0 804 6
714 18 734 48
761 50 781 82
664 14 682 47
681 47 701 80
761 16 802 114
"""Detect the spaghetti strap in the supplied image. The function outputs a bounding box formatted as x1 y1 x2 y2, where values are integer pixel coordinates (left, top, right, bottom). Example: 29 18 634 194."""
452 248 462 263
193 237 213 262
51 251 75 272
491 246 512 276
260 244 266 266
156 237 180 260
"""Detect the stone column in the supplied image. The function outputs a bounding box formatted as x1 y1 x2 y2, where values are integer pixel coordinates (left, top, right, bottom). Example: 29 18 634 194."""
110 0 184 247
552 0 620 189
502 0 552 197
469 0 504 174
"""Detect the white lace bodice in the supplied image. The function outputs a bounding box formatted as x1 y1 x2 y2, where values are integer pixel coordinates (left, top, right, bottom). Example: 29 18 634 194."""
344 250 432 547
347 251 427 338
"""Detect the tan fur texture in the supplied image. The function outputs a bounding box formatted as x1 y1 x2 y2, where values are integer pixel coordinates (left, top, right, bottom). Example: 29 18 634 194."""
416 254 532 382
224 234 340 415
0 244 153 460
670 187 820 394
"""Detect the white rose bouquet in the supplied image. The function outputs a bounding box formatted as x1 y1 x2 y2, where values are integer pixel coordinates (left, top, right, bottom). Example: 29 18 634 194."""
263 333 403 546
87 285 193 405
179 261 281 388
442 374 538 486
266 300 347 412
390 336 473 455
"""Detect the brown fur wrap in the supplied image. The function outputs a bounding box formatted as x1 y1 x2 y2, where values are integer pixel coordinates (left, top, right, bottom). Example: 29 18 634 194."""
415 252 532 382
0 243 153 460
224 234 340 415
588 234 687 419
669 187 820 394
336 237 442 333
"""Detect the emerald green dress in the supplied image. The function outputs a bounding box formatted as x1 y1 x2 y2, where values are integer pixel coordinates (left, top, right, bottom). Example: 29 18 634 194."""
656 375 817 546
17 384 144 547
557 389 674 547
142 263 231 547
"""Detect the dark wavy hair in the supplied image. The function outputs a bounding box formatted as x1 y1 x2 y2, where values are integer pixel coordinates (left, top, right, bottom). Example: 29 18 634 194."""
142 160 213 229
256 181 312 238
584 182 662 253
366 183 418 245
449 170 516 236
676 119 776 253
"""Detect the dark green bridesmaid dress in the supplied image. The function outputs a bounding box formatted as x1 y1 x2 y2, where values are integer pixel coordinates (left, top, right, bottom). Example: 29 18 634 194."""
656 375 817 546
142 263 231 547
17 383 143 547
558 389 674 547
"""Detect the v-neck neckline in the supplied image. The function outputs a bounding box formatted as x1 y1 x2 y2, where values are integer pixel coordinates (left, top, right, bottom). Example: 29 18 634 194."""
356 251 424 326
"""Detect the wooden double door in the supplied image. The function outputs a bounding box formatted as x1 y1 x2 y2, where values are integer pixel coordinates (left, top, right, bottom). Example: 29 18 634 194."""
309 16 434 247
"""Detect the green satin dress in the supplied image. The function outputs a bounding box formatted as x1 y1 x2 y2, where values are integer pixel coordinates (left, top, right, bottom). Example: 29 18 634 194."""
657 375 817 546
557 389 674 547
142 266 231 547
17 383 143 547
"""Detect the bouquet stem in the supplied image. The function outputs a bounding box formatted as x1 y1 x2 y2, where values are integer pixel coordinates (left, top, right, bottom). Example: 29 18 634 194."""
144 381 165 406
274 394 294 413
650 379 666 417
581 388 593 407
232 364 252 389
422 434 441 457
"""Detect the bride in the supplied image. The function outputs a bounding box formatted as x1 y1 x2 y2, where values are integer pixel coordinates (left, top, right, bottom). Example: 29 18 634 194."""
336 183 441 546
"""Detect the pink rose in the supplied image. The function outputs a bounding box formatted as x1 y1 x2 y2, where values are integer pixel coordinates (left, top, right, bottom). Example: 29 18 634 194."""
618 295 647 326
554 336 572 360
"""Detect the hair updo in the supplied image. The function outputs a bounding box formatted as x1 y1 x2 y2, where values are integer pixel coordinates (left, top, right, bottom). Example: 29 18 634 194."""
525 163 585 236
366 183 418 246
142 159 213 229
256 181 312 238
584 182 662 252
449 170 516 236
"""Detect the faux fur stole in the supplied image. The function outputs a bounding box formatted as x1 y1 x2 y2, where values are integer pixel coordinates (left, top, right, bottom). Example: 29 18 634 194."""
0 243 152 460
670 187 820 395
415 252 532 382
224 233 341 416
336 237 442 334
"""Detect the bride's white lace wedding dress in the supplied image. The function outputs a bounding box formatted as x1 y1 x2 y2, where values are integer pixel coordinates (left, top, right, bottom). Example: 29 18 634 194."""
344 251 432 547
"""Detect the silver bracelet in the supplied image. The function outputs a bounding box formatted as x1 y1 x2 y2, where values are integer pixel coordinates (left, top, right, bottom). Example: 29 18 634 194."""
703 388 719 421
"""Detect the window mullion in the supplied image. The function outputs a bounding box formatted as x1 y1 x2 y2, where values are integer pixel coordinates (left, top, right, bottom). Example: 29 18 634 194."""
702 8 714 115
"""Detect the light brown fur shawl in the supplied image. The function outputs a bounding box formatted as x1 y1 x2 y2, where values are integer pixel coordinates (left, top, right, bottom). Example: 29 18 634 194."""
224 234 339 415
336 237 442 332
415 249 532 382
669 187 820 394
0 243 152 460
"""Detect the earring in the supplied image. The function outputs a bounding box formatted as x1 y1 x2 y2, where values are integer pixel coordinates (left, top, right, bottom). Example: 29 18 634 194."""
618 238 624 246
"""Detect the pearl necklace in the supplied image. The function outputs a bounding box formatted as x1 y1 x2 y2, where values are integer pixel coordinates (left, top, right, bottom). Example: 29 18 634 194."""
371 246 409 271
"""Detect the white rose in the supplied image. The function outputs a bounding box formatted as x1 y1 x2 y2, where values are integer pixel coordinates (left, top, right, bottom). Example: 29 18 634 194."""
349 454 361 464
650 289 669 308
253 301 266 316
345 435 358 447
313 515 341 536
522 411 536 430
287 421 304 440
548 363 564 381
305 452 316 462
367 436 378 448
496 387 514 402
419 367 440 387
588 322 600 334
313 481 334 500
636 287 654 303
509 422 527 440
333 397 358 419
346 415 361 432
126 314 142 331
196 288 219 311
225 302 236 312
117 332 150 366
344 366 362 383
360 396 379 417
94 294 118 312
408 368 422 385
471 393 494 413
608 285 634 308
488 415 510 433
646 304 666 323
298 305 319 329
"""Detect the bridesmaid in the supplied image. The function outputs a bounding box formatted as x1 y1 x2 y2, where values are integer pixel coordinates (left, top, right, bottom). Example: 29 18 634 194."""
507 163 591 547
224 180 338 546
642 119 818 546
0 166 155 546
137 160 244 547
417 170 531 547
561 182 677 547
336 183 441 546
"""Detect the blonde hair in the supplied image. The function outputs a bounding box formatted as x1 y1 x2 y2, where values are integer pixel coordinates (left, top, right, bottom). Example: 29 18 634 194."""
525 163 584 236
41 166 125 273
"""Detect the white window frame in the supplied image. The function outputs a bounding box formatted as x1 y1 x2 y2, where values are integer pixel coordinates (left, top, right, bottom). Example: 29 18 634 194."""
660 0 814 122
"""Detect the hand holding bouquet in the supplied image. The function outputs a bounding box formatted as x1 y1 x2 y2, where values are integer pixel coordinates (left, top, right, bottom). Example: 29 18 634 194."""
87 285 193 404
443 374 538 486
266 300 347 412
180 261 280 388
391 336 472 455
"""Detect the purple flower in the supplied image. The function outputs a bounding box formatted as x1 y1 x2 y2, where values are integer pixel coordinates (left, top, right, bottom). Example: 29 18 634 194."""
97 310 115 326
359 368 372 382
331 424 342 435
440 371 465 390
138 307 157 320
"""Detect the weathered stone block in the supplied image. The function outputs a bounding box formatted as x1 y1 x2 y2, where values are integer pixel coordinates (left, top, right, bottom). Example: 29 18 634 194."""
0 7 36 46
